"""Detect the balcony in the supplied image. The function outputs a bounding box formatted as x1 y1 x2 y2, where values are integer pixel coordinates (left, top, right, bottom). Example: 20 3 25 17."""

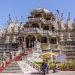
24 28 49 35
43 20 52 24
51 44 58 49
38 30 48 36
24 28 58 37
24 28 39 33
28 17 42 22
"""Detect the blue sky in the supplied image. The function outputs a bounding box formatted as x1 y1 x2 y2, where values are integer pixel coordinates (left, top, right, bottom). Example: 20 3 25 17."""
0 0 75 28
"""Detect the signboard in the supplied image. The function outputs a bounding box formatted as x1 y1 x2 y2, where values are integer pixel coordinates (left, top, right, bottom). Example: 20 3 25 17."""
56 53 66 62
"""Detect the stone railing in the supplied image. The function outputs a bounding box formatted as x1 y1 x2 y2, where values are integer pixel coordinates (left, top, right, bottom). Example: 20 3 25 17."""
29 62 40 71
48 31 58 36
24 28 38 33
24 28 58 37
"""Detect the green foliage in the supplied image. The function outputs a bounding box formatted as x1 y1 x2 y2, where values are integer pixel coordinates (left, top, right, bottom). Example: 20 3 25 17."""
34 61 75 71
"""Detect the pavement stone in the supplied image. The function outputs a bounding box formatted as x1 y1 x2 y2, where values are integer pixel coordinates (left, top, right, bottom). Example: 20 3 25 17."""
0 71 75 75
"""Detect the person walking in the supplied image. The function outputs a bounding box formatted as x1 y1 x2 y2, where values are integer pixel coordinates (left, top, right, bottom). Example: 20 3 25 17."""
41 60 48 75
53 63 58 73
9 51 12 60
3 50 6 67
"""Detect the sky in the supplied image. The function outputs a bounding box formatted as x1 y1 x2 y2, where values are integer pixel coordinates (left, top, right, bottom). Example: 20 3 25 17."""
0 0 75 28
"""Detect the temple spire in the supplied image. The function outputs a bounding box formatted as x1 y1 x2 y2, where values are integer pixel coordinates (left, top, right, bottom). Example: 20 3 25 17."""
15 16 18 23
56 10 60 21
8 14 12 24
21 16 23 23
67 12 70 21
61 13 63 20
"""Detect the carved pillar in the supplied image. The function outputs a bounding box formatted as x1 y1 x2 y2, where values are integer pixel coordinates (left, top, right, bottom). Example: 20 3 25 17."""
47 37 50 49
13 36 16 42
6 36 10 43
67 32 71 41
60 32 64 41
24 36 26 50
28 23 31 28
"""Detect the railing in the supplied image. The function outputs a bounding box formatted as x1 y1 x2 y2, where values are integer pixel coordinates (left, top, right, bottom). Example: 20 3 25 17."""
26 60 40 71
24 28 48 34
24 28 58 36
24 28 38 33
23 47 42 71
48 31 58 36
62 45 75 47
32 62 40 71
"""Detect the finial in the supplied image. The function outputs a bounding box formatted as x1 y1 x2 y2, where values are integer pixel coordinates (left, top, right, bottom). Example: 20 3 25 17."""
56 10 60 21
8 14 12 24
21 16 23 23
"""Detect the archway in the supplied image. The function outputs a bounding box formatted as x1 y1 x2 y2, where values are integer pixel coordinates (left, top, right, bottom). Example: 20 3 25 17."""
41 37 47 43
26 35 36 48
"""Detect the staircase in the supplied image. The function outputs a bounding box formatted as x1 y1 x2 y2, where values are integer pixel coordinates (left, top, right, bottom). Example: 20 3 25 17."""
22 48 42 71
0 48 42 74
3 61 23 73
1 48 32 73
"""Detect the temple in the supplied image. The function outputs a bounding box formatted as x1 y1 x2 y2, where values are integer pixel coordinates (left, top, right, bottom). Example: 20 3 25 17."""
0 8 75 61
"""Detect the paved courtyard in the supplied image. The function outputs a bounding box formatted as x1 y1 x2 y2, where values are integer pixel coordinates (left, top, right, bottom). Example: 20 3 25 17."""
0 71 75 75
47 71 75 75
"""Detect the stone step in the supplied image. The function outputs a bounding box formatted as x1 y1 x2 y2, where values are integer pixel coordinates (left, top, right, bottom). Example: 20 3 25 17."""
3 61 23 73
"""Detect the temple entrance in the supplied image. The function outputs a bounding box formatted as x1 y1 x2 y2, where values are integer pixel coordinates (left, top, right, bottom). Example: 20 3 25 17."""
26 35 35 48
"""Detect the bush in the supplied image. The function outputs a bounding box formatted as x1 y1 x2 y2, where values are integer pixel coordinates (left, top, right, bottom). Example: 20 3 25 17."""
34 61 75 71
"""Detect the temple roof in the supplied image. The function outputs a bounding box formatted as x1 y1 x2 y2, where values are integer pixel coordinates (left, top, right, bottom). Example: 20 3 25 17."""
32 8 50 13
36 8 50 13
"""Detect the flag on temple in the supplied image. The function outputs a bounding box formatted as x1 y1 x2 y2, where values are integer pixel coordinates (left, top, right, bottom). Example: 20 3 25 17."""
56 10 59 14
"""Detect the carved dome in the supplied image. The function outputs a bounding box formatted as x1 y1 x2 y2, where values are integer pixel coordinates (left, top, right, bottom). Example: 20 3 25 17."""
0 29 4 37
20 23 25 31
36 8 50 13
32 8 51 14
14 23 19 32
7 22 15 33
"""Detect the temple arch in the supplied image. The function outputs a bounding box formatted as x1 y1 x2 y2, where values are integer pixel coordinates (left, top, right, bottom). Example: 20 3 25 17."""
26 35 36 48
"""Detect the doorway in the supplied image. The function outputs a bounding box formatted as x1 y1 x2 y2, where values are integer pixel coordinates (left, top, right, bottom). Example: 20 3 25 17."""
26 35 35 48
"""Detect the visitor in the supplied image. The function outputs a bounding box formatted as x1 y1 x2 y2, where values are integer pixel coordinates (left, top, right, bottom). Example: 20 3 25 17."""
46 63 50 74
53 63 58 73
41 60 48 75
9 51 12 60
3 50 6 67
3 50 7 60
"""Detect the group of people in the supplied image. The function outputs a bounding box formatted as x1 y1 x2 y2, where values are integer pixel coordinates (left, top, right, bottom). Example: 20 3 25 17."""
41 60 58 75
3 50 14 61
2 50 16 67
